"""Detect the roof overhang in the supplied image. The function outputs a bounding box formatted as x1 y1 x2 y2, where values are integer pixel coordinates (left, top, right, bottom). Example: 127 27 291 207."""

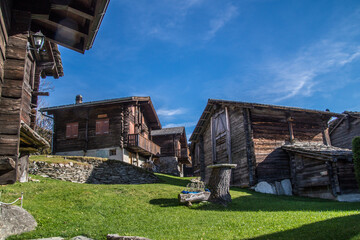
14 0 110 53
40 96 162 129
282 143 353 162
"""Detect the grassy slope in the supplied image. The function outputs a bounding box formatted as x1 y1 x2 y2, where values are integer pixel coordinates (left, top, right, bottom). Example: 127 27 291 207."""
1 174 360 240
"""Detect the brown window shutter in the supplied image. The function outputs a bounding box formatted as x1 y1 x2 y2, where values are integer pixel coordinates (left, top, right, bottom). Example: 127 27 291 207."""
96 120 101 135
103 119 109 134
66 124 71 138
73 123 79 138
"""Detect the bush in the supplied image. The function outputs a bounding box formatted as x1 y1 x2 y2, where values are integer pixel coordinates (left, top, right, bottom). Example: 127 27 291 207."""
352 136 360 190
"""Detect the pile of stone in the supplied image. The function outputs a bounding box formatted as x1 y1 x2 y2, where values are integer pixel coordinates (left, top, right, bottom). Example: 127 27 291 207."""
29 158 159 184
254 179 293 196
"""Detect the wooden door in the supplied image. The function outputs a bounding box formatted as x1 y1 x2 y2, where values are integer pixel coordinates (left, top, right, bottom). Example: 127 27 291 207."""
211 107 232 164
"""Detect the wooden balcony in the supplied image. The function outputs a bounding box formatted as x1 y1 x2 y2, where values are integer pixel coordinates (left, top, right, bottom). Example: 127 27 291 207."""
127 134 161 156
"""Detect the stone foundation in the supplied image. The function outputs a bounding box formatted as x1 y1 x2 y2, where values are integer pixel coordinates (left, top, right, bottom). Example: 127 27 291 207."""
29 158 159 184
155 156 181 176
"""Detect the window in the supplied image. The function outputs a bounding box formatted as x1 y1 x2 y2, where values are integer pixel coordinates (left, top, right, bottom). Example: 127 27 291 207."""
66 122 78 139
109 149 116 156
96 119 109 135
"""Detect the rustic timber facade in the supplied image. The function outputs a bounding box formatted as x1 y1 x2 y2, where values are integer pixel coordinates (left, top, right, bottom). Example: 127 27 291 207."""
41 96 162 167
330 111 360 150
0 0 109 184
151 127 191 176
190 99 356 199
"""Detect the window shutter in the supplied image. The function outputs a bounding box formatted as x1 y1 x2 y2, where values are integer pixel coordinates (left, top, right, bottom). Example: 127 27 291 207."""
72 123 78 138
66 124 71 138
96 120 101 135
103 120 109 134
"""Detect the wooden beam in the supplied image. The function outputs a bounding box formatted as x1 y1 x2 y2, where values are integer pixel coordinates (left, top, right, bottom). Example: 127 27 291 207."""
38 18 88 37
51 4 95 20
31 22 85 53
32 91 49 96
287 118 294 143
211 116 216 164
243 108 255 186
43 41 59 78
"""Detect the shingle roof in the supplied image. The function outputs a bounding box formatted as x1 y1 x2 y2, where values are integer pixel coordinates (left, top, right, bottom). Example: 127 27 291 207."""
282 142 352 161
151 127 185 136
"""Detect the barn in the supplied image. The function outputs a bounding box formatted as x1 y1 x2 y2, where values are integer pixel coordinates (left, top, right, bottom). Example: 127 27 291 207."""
190 99 356 199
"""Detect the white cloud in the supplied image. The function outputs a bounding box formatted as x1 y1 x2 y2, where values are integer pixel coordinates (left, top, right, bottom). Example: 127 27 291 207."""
258 9 360 103
265 42 360 102
157 108 186 117
204 4 238 40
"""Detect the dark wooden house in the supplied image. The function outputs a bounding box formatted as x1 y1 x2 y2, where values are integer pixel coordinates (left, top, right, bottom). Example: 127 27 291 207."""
151 127 191 176
41 96 162 167
330 111 360 150
190 99 356 199
0 0 110 184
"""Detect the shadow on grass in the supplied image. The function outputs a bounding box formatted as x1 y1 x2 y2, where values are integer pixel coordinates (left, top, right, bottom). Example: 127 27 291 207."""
149 198 180 207
191 190 360 212
250 214 360 240
149 186 360 212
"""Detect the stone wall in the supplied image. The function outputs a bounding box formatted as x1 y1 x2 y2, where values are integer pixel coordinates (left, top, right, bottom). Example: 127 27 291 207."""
29 158 159 184
155 156 182 176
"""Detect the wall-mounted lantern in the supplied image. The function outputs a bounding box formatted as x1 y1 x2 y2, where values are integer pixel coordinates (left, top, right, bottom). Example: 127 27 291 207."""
27 31 45 52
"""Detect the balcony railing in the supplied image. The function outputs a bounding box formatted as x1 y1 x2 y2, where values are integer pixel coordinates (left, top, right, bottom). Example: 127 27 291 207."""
128 134 161 156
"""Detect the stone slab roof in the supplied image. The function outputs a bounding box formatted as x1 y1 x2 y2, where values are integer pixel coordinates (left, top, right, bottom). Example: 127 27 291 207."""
151 127 185 136
282 142 353 161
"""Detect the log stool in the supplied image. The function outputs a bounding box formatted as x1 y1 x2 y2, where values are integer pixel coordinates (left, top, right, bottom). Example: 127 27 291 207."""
207 164 237 206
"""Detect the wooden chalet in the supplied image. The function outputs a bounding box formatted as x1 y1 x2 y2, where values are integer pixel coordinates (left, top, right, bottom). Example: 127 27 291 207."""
41 96 162 167
190 99 356 199
0 0 109 184
330 111 360 150
151 127 191 176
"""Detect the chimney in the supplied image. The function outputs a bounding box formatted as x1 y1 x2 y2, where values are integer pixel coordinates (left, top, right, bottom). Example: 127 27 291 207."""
75 95 83 104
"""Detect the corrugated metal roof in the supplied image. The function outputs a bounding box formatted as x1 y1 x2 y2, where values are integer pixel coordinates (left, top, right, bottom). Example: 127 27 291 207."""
151 127 185 136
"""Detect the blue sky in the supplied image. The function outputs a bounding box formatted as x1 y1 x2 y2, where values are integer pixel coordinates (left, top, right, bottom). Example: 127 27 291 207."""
46 0 360 140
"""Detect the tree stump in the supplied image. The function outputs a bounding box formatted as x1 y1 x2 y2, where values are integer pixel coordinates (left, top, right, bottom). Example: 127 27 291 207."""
207 164 237 206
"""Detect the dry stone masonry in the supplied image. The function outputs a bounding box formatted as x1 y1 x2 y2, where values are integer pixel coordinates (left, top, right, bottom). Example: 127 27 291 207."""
29 157 159 184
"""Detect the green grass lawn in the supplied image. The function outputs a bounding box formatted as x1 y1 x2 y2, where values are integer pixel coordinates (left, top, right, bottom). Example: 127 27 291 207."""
2 173 360 240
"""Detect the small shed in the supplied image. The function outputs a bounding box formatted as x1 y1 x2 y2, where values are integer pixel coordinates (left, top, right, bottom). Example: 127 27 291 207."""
282 143 356 199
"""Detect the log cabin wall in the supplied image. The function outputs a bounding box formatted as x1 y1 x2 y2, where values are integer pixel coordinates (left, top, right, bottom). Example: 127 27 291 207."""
330 116 360 150
52 102 155 155
250 108 328 183
152 134 181 156
289 154 335 199
0 10 33 184
0 0 12 97
54 105 125 153
230 107 250 187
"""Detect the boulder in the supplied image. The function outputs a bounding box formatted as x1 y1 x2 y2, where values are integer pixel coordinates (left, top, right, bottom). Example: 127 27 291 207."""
281 179 293 196
0 205 37 240
274 181 285 195
107 234 151 240
254 181 276 194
